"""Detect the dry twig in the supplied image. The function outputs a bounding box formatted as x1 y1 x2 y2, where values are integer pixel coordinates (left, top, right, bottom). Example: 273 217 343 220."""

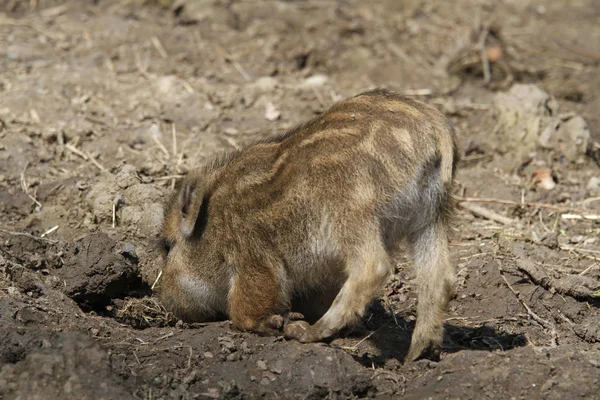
217 48 251 82
561 213 600 221
40 225 59 238
20 162 42 208
403 88 433 96
151 36 168 59
65 143 89 160
499 270 558 347
501 240 600 300
340 327 382 352
579 264 598 277
579 196 600 204
153 331 174 343
151 270 163 290
83 150 108 173
149 130 171 157
459 202 515 225
171 124 177 157
478 28 491 84
0 15 59 41
456 196 584 213
561 245 600 256
0 228 58 244
514 258 599 300
154 175 184 181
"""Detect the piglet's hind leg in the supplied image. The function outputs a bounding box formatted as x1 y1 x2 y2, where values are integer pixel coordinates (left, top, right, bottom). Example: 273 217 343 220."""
406 221 454 361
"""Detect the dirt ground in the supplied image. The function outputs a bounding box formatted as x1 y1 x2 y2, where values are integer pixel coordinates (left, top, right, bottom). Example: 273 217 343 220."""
1 0 600 399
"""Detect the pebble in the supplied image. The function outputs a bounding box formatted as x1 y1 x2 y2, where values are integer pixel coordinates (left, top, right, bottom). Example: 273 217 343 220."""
270 360 284 374
264 102 281 121
587 177 600 191
256 360 268 370
252 76 278 92
260 377 271 386
262 371 277 382
300 74 329 88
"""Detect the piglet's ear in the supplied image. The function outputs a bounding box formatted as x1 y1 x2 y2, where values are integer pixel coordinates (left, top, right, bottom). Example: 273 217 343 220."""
178 182 209 239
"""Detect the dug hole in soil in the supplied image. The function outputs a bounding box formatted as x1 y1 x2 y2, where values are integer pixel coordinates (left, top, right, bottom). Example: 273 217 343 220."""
1 0 600 399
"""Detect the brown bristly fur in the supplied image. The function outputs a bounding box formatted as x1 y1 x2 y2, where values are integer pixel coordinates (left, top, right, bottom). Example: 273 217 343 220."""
158 88 459 361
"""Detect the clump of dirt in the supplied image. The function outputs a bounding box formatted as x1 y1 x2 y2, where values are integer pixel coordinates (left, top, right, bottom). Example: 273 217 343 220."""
86 164 164 238
493 84 591 162
574 315 600 343
84 164 167 285
405 345 600 399
0 333 132 400
58 232 149 311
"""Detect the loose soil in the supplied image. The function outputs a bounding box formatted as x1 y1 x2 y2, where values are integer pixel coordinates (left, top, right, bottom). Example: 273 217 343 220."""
1 1 599 399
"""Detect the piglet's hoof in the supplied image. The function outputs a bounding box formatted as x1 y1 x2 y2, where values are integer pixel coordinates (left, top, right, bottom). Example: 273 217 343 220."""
266 314 285 330
284 321 334 343
282 312 305 325
406 340 442 362
284 321 317 343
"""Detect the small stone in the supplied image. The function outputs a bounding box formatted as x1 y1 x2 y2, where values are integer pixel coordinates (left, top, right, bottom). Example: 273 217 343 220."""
264 102 280 121
204 352 213 359
569 235 585 244
115 164 140 189
120 243 137 261
541 379 556 392
300 74 329 88
270 360 284 374
587 177 600 191
41 128 58 142
76 181 89 191
252 76 278 92
256 360 268 370
262 371 277 382
260 377 271 386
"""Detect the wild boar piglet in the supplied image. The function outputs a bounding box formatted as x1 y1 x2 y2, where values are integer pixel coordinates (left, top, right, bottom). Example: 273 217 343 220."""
159 88 458 361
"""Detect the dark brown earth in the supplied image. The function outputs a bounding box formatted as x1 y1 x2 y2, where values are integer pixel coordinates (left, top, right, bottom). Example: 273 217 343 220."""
1 0 600 399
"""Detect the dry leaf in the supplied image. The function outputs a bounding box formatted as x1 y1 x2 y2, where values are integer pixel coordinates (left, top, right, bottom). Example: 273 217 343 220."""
485 46 503 62
531 168 556 190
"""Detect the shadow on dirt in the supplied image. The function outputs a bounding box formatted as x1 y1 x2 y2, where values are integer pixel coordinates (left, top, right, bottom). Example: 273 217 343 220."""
350 301 527 367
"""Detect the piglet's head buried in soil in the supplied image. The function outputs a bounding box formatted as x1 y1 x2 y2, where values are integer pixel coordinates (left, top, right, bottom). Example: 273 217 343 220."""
157 89 459 362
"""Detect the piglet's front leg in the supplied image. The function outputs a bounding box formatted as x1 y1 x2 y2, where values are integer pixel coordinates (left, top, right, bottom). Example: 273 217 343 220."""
228 261 289 336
